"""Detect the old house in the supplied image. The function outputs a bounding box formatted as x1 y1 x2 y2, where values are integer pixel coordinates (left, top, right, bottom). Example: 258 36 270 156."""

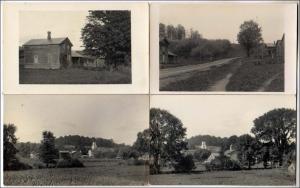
22 31 73 69
275 34 285 63
159 38 177 64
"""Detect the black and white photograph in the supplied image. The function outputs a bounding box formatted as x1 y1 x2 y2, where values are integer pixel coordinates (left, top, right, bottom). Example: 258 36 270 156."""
157 3 296 92
149 95 296 185
19 10 132 84
3 95 149 186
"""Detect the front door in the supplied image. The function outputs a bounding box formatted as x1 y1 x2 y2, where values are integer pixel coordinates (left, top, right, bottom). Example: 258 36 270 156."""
34 55 38 64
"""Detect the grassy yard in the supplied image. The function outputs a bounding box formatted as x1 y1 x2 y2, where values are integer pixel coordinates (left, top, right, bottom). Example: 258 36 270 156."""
160 58 241 91
226 57 284 91
19 67 131 84
4 159 148 186
150 168 295 185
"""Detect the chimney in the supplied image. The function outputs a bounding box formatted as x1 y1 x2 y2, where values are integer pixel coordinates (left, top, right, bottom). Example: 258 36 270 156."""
47 31 51 40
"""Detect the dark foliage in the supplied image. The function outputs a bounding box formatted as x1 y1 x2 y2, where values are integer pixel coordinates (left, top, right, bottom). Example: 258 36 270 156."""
150 108 188 174
56 158 84 168
39 131 59 167
82 11 131 68
251 108 296 166
174 154 196 173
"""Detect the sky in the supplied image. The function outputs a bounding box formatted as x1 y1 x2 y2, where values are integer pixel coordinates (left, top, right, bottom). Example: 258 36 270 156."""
159 3 291 43
19 11 89 50
4 95 149 145
151 95 296 139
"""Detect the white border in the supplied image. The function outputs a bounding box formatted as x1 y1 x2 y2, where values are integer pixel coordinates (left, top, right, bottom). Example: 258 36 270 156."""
150 1 298 95
2 1 149 94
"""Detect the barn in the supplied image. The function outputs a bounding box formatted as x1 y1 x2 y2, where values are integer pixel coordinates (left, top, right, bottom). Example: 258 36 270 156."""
159 38 178 64
22 31 73 69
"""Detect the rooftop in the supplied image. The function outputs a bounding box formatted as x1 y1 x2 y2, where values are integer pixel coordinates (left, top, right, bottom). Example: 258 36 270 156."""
23 37 72 46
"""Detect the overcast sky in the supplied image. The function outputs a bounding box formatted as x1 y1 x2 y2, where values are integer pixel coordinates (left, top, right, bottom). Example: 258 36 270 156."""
151 95 295 138
159 3 293 43
4 95 149 145
19 11 89 50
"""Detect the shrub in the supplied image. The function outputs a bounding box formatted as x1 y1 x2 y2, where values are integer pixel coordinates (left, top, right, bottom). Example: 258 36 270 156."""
205 157 241 171
127 158 145 166
5 159 32 171
193 149 211 162
56 159 84 168
174 154 196 173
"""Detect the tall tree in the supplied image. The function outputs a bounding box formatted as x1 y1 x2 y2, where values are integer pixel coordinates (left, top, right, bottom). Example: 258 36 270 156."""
176 24 186 40
39 131 58 167
237 20 263 57
236 134 260 169
159 23 166 40
150 108 187 174
251 108 296 166
81 11 131 68
166 25 176 40
3 124 18 170
133 129 150 155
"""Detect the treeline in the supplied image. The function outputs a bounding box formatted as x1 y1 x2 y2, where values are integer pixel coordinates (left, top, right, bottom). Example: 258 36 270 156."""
55 135 126 149
160 23 233 61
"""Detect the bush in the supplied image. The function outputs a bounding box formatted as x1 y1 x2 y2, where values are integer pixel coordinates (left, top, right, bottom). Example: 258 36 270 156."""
56 159 84 168
193 149 211 162
174 154 196 173
205 157 241 171
5 159 32 171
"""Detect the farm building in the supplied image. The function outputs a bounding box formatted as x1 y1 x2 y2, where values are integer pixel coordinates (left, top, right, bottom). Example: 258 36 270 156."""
159 38 178 64
22 31 73 69
71 51 105 68
253 34 285 63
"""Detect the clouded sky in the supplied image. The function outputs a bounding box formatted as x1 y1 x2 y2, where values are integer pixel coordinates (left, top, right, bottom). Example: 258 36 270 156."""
159 3 294 43
19 11 89 50
151 95 295 138
4 95 149 145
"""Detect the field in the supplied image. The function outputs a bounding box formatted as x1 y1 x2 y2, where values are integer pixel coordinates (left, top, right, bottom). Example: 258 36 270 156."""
4 159 148 186
19 67 131 84
150 168 295 185
226 57 284 91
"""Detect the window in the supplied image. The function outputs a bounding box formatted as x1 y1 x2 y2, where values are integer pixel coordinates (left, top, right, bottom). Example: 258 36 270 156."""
34 55 38 64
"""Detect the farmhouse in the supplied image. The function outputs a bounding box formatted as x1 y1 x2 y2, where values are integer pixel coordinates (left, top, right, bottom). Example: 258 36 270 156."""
159 38 178 64
22 31 73 69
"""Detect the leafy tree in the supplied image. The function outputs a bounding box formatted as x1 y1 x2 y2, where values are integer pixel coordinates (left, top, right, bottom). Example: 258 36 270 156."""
39 131 58 167
176 24 186 40
251 108 296 166
166 25 176 40
193 149 211 162
150 108 187 174
174 154 195 173
81 11 131 68
190 29 202 39
133 129 150 155
159 23 166 40
237 20 263 57
4 124 18 170
236 134 260 169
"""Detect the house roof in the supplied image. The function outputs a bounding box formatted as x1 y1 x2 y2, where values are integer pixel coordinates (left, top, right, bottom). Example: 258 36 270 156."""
265 43 275 48
23 37 73 46
71 51 84 58
168 51 177 57
71 51 95 59
206 146 221 153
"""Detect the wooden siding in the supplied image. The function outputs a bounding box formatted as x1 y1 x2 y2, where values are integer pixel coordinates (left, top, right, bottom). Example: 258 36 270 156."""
23 45 61 69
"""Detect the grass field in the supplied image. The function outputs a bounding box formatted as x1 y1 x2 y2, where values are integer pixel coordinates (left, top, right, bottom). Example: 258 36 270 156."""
19 67 131 84
160 58 241 91
150 168 295 185
4 159 148 186
226 58 284 91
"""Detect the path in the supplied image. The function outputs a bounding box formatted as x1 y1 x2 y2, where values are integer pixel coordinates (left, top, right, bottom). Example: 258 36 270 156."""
160 57 239 88
257 73 281 92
